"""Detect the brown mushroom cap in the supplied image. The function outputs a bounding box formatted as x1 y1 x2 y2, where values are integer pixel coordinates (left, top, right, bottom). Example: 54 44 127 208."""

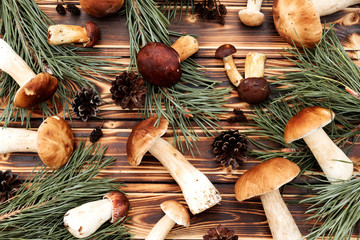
14 73 58 109
161 200 190 227
126 116 169 166
284 106 334 144
215 44 236 59
84 21 99 48
234 157 300 202
273 0 322 48
137 42 182 87
37 116 74 169
104 191 130 223
80 0 124 18
237 77 270 104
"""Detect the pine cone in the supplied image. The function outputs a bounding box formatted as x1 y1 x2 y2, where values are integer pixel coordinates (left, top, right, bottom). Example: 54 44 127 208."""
72 87 102 122
90 127 103 143
0 170 22 204
66 3 81 15
203 225 239 240
212 130 248 169
56 3 66 15
219 4 227 15
110 71 147 110
227 109 247 123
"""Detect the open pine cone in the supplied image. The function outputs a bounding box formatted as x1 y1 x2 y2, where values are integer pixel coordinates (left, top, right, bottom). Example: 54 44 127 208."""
203 224 239 240
0 170 22 203
212 129 248 170
72 87 102 122
110 71 147 110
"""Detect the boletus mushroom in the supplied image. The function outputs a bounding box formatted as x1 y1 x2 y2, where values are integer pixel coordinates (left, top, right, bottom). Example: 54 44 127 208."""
146 200 190 240
273 0 360 48
64 191 129 238
239 0 265 27
80 0 124 18
48 21 99 48
0 39 58 109
235 157 301 240
237 52 270 104
126 116 221 214
0 116 74 169
215 44 243 87
284 106 353 182
136 35 199 87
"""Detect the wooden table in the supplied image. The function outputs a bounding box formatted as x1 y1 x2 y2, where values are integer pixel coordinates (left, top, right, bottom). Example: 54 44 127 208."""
2 1 360 239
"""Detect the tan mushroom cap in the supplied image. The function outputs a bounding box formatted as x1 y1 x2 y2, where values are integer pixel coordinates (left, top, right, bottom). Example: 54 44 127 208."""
14 72 58 109
284 106 334 144
126 116 169 166
161 200 190 227
235 157 300 202
273 0 322 48
37 116 74 169
104 191 130 223
239 10 265 27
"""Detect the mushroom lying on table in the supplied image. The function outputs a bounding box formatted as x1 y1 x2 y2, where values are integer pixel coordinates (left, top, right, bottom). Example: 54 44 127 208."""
284 106 353 182
126 116 221 215
273 0 360 48
136 35 199 87
0 116 74 169
0 39 58 109
235 157 301 240
239 0 265 27
48 21 99 48
64 191 129 238
146 200 190 240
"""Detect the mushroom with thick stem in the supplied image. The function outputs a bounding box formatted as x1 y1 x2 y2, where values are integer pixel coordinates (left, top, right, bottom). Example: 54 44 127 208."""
48 21 99 48
239 0 265 27
136 35 199 87
126 116 222 215
273 0 360 48
145 200 190 240
284 106 353 182
237 52 270 104
215 44 243 87
235 157 301 240
64 191 130 238
0 116 74 169
0 39 58 109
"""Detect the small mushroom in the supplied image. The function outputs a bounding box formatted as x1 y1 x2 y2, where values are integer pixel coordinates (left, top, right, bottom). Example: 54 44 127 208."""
0 116 74 169
237 52 270 104
239 0 265 27
80 0 124 18
284 106 353 182
64 191 130 238
48 21 99 48
145 200 190 240
215 44 243 87
235 157 302 240
126 116 221 215
136 35 199 87
0 39 58 109
273 0 360 48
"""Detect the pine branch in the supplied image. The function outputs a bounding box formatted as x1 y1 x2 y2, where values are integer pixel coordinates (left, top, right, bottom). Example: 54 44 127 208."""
0 141 131 239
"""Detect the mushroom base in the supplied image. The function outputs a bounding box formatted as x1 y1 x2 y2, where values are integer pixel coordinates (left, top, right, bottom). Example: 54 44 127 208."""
145 214 176 240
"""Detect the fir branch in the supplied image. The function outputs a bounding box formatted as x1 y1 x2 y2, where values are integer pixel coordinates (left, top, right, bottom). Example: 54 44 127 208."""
126 0 230 153
0 0 123 127
0 141 131 239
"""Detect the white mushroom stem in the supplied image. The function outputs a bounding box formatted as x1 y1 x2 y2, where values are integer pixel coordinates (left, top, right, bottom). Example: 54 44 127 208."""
302 128 353 182
171 35 199 62
245 0 263 12
149 138 222 215
145 214 175 240
0 128 38 154
48 25 89 46
244 52 266 78
312 0 360 17
64 199 112 239
223 55 243 87
260 189 302 240
0 39 36 86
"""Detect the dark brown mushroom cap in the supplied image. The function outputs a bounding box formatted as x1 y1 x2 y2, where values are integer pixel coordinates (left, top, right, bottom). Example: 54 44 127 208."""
104 191 130 223
215 44 237 58
161 200 190 227
273 0 322 48
136 42 182 87
14 73 58 109
237 77 270 104
126 116 169 166
234 157 300 202
284 106 334 144
37 116 74 169
84 21 99 48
